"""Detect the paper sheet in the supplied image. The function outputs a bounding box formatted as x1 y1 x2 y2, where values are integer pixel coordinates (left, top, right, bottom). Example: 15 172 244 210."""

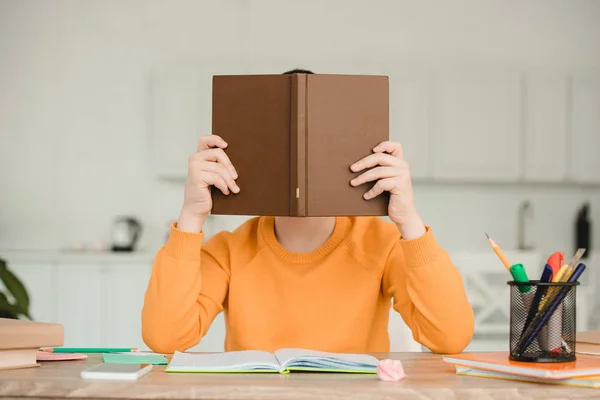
274 348 379 369
167 350 280 371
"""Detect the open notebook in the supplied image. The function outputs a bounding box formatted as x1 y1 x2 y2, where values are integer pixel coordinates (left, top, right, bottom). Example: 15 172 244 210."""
166 348 379 374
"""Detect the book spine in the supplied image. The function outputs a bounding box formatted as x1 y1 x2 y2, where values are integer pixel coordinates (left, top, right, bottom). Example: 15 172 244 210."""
290 74 307 216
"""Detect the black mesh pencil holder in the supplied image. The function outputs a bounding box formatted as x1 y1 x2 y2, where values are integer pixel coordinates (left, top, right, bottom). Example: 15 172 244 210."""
508 280 579 363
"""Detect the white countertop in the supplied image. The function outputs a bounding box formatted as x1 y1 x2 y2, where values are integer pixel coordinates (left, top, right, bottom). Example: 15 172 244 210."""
0 249 156 264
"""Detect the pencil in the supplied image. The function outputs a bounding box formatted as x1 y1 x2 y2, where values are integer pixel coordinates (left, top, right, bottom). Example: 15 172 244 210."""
41 347 138 353
485 233 511 271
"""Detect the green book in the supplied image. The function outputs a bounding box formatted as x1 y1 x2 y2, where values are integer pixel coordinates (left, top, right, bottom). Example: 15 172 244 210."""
165 348 379 374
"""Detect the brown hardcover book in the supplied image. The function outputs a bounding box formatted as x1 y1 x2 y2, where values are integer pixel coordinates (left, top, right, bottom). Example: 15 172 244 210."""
577 330 600 344
211 73 390 216
0 318 64 370
577 330 600 355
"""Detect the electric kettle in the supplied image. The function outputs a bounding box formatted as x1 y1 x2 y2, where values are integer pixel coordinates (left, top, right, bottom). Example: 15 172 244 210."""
111 217 142 252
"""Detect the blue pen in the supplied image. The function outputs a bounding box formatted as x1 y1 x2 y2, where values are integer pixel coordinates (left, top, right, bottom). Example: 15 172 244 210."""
516 263 586 355
519 264 553 338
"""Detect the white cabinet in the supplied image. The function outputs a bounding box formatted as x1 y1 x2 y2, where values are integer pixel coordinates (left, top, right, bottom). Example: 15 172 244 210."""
54 262 152 349
55 263 105 347
2 252 154 350
570 70 600 184
102 263 152 348
523 73 569 182
430 70 522 182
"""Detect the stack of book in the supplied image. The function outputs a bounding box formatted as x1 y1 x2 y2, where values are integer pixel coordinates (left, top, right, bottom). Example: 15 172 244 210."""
0 318 64 370
576 330 600 356
443 347 600 389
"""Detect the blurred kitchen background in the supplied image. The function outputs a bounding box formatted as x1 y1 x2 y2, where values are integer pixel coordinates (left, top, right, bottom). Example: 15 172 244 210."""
1 0 599 353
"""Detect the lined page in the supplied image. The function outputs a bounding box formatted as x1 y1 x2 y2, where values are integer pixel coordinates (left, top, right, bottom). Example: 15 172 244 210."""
274 348 379 369
167 351 280 372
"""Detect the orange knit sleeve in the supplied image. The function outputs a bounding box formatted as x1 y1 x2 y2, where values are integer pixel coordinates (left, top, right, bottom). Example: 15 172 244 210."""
383 227 474 354
141 224 230 353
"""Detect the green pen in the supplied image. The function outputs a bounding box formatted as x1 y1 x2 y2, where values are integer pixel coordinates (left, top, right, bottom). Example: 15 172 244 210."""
510 263 531 293
41 347 138 354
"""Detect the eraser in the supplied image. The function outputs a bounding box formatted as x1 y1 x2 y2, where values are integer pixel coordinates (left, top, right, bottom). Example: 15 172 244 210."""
377 359 406 382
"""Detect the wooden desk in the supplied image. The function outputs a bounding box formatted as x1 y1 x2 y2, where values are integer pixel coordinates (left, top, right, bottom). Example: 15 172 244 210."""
0 353 596 399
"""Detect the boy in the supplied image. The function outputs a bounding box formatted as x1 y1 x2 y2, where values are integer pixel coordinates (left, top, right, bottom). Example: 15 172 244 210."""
141 70 474 355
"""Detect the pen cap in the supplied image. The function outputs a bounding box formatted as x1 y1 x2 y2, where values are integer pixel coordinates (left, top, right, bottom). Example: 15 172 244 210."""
507 279 579 363
509 264 531 293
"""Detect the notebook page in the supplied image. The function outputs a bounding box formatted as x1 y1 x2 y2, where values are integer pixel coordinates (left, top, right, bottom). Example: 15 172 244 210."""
274 348 379 370
167 350 280 372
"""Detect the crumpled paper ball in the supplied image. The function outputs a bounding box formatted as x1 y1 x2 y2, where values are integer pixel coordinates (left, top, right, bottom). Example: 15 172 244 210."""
377 359 406 382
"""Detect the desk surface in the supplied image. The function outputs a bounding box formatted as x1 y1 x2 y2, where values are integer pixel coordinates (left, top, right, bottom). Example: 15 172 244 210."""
0 352 596 399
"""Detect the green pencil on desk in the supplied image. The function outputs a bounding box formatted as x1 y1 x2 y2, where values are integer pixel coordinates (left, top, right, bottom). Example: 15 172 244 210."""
41 347 138 354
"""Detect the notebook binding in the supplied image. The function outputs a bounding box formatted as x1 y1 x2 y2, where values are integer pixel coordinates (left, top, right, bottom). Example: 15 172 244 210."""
290 74 307 216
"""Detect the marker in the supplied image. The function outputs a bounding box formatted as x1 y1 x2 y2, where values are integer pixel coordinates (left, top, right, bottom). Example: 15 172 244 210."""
509 263 531 293
546 251 563 276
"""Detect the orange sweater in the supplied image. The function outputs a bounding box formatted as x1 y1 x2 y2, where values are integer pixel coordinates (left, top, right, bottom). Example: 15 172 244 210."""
142 216 474 354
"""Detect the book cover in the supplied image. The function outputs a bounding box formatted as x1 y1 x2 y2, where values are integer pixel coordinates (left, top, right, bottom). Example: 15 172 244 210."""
0 318 63 350
211 73 389 217
577 330 600 345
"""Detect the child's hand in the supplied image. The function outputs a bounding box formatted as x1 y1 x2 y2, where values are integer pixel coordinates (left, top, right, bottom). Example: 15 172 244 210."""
178 134 239 231
350 141 426 239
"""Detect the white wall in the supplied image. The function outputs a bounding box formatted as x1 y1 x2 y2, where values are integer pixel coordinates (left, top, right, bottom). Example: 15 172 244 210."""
1 0 600 257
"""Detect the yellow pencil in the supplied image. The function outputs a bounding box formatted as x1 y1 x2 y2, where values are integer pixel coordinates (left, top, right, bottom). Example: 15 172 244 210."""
539 264 569 309
553 264 570 283
485 233 511 271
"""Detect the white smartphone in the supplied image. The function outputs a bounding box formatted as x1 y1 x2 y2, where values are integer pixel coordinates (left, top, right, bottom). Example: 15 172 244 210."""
80 363 153 380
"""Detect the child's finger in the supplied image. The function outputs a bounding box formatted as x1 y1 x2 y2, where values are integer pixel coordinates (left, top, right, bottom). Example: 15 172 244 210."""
200 148 238 179
373 141 403 159
350 166 398 187
201 171 230 195
198 134 227 151
351 152 399 172
364 178 395 200
200 162 240 193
